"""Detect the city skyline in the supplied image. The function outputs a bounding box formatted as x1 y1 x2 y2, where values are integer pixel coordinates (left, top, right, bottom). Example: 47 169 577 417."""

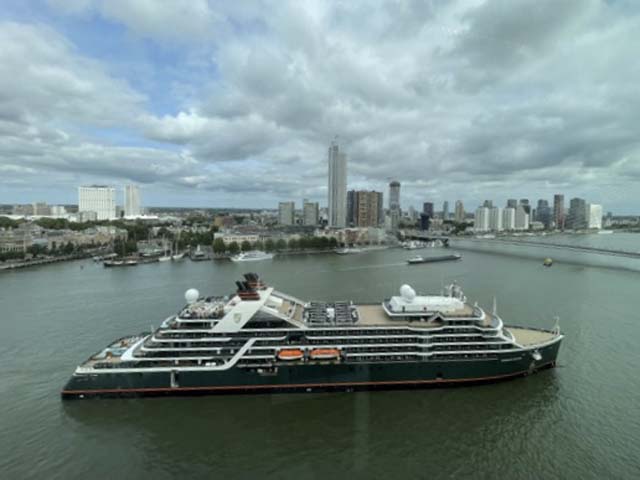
1 2 639 213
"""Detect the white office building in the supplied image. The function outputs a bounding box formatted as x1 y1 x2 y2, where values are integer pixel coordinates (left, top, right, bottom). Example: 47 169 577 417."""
488 207 503 231
588 204 603 229
278 201 295 226
124 184 141 217
474 207 490 232
328 140 347 228
78 185 116 220
514 205 530 231
502 207 516 230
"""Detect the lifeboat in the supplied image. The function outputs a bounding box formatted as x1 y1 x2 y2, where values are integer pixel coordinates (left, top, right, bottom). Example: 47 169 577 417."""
277 349 304 361
309 348 341 360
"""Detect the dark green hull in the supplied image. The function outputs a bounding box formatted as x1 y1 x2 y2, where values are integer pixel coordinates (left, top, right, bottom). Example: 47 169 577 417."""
62 338 561 399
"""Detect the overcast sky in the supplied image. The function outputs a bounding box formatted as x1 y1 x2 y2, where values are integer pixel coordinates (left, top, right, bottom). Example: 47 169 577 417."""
1 1 639 213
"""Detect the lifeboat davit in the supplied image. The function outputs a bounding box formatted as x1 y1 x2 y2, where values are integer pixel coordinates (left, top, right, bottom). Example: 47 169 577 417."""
309 348 341 360
277 349 304 361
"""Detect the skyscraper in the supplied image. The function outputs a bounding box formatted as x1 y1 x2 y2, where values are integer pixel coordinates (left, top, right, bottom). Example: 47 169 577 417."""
346 190 357 226
536 199 551 228
328 139 347 228
442 201 449 220
474 206 490 232
519 199 531 215
423 202 434 219
278 201 295 225
454 200 465 223
515 205 530 230
389 180 401 231
553 194 565 229
506 199 518 208
568 198 587 229
124 184 141 217
488 207 503 231
78 185 116 220
355 191 381 227
588 204 603 229
502 207 516 230
482 200 493 209
303 201 319 226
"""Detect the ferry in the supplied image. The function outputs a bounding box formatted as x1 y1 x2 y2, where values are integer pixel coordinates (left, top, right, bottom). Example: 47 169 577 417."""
62 273 563 399
407 254 462 265
230 251 274 262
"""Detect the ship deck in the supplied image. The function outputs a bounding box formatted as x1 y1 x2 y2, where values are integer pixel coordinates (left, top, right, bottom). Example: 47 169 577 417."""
507 327 556 346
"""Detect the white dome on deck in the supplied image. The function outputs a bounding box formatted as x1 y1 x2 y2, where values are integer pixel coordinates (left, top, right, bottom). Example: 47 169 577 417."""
185 288 200 304
400 284 416 301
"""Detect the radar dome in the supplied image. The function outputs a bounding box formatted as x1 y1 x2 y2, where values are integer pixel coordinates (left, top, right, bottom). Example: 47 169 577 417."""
185 288 200 304
399 284 416 301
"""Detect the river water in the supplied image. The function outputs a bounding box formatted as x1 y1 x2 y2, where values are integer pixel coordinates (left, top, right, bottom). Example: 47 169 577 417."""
1 234 639 479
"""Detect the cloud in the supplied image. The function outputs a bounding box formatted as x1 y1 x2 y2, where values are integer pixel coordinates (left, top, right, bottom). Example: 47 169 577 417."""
1 1 640 212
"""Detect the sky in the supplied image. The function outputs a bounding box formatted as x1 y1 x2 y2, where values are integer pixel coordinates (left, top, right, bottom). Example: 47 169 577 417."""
0 0 639 213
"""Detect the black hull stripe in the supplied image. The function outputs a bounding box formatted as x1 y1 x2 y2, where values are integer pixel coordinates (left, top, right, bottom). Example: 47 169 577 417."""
61 361 555 396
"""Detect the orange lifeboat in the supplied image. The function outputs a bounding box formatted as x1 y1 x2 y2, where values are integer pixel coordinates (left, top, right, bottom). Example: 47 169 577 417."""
309 348 341 360
277 349 304 361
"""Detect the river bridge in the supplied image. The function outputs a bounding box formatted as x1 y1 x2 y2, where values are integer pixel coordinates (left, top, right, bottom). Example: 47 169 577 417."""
455 237 640 259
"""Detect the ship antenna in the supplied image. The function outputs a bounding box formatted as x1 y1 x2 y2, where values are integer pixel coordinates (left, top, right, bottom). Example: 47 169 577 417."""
553 316 560 335
492 296 497 317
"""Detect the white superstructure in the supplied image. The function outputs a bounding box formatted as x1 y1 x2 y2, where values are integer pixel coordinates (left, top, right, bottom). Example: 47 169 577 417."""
78 185 116 220
328 140 347 228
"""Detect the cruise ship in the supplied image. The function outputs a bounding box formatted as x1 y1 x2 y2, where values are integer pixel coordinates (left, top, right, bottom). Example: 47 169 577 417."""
61 273 563 399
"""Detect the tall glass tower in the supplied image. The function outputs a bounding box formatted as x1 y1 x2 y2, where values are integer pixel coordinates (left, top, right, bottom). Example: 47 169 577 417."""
328 139 347 227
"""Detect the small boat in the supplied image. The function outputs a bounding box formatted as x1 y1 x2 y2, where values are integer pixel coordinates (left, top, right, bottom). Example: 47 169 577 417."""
171 252 185 261
158 255 172 262
543 258 553 267
335 247 362 255
407 254 462 264
277 349 304 361
191 245 210 261
309 348 341 360
231 251 274 262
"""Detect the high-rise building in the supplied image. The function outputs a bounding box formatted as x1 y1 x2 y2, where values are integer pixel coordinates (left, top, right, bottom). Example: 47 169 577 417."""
78 185 116 220
303 201 319 226
32 202 51 216
515 205 530 230
474 206 490 232
568 198 587 230
536 199 551 228
442 201 449 220
502 207 516 230
389 180 401 231
423 202 434 219
489 207 503 231
278 201 295 225
519 199 531 215
506 199 518 208
346 191 382 227
346 190 357 226
124 184 141 217
454 200 465 223
419 213 430 231
483 200 493 209
553 194 565 229
588 204 603 229
328 139 347 228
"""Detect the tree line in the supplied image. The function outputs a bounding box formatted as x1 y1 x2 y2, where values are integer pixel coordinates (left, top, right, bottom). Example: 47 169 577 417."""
212 236 338 254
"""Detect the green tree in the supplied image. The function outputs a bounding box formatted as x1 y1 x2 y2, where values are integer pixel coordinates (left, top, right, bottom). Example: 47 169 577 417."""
228 241 240 255
275 239 287 251
63 242 75 255
253 240 264 251
328 237 338 248
264 239 275 252
287 238 299 250
241 240 252 252
212 238 226 254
